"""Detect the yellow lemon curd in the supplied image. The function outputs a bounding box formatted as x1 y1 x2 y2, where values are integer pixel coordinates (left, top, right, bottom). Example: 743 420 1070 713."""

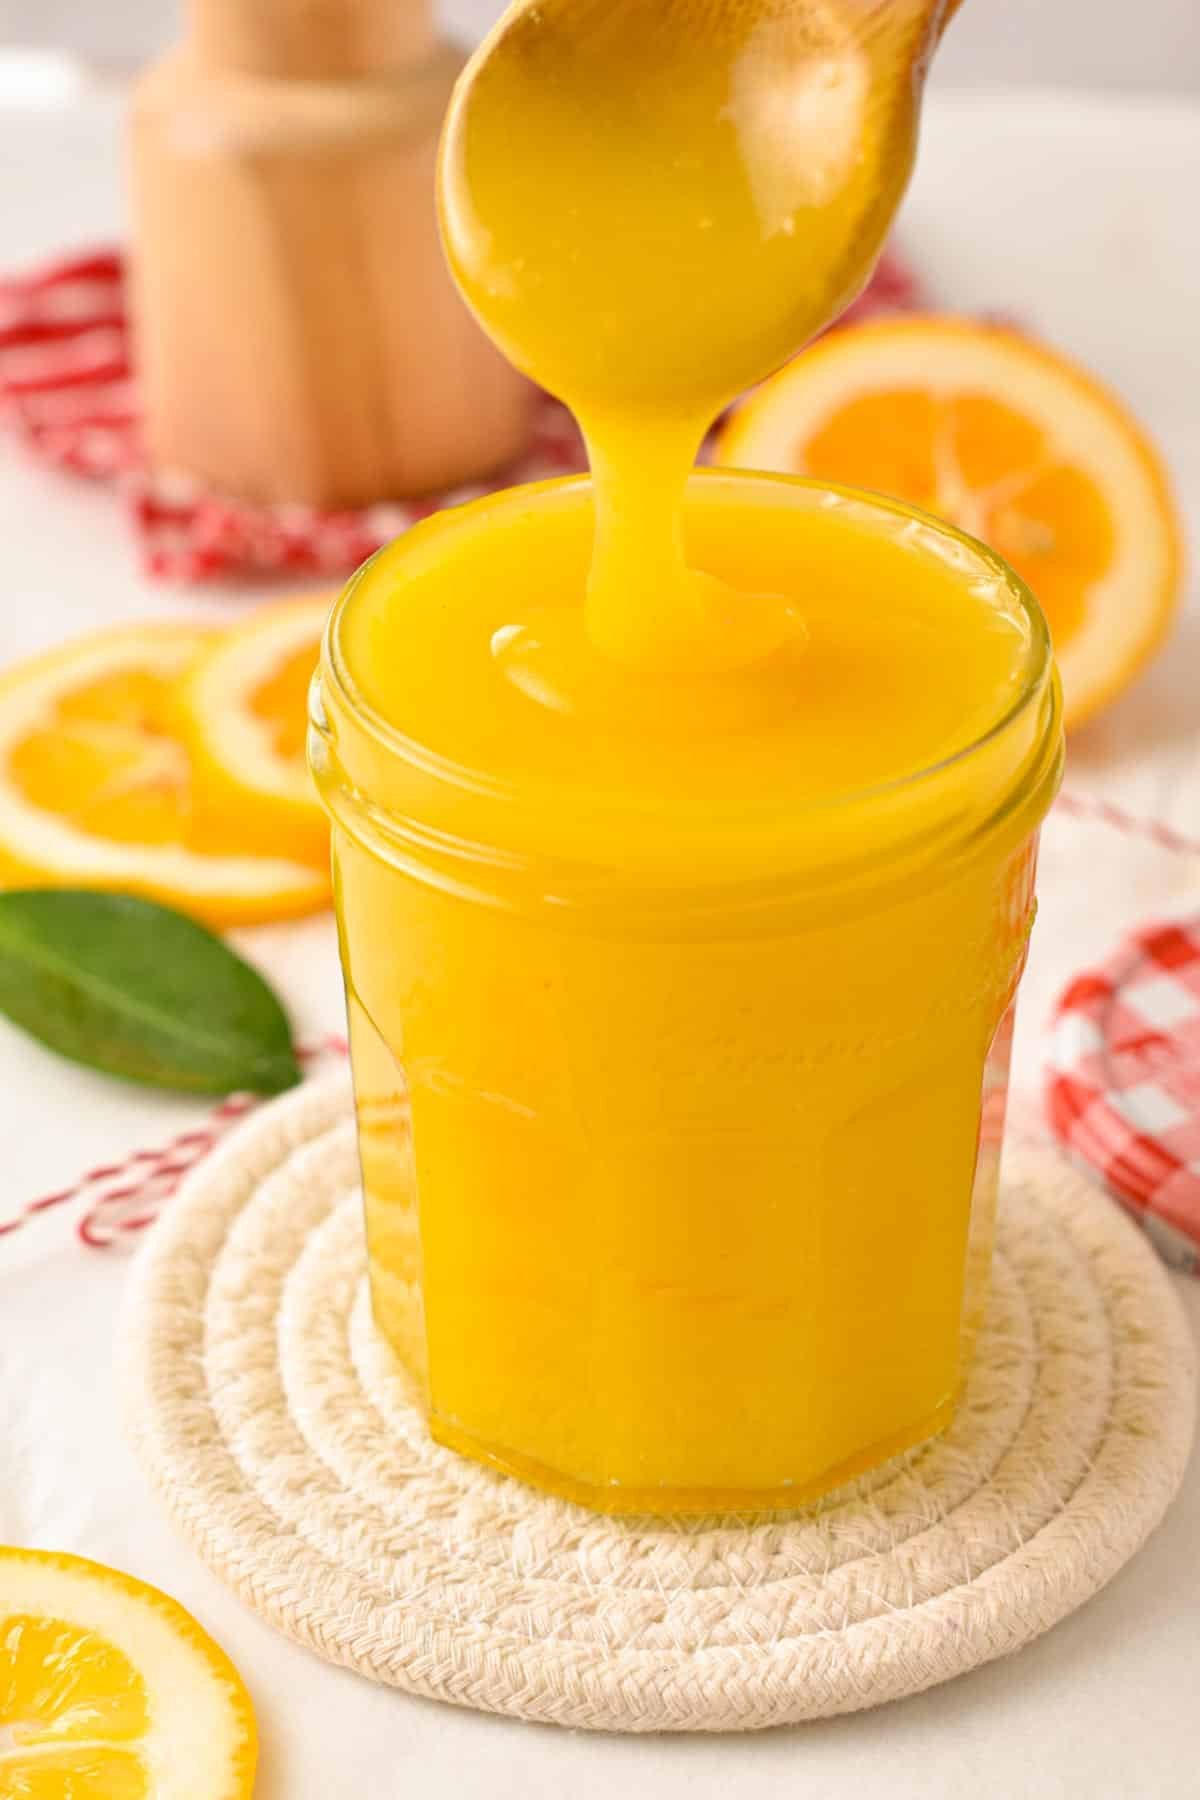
311 0 1062 1511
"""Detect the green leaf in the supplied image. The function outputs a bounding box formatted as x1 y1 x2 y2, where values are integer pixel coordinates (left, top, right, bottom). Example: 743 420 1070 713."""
0 889 302 1096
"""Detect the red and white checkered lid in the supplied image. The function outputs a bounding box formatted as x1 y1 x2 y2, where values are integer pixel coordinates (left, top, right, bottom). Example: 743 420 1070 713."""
1047 918 1200 1274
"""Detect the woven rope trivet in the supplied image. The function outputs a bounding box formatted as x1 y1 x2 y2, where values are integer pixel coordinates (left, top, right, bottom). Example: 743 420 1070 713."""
122 1075 1196 1733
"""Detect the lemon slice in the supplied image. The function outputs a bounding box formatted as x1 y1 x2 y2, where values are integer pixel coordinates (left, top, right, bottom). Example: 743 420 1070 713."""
176 594 333 870
718 316 1184 728
0 1546 256 1799
0 623 330 926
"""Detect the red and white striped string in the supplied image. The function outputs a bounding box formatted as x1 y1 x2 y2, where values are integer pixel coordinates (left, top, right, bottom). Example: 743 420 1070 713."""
0 1034 347 1251
1054 790 1200 861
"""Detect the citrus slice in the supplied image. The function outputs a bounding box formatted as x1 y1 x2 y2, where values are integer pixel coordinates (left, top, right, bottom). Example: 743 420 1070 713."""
0 623 330 926
177 593 332 870
717 316 1184 727
0 1546 256 1799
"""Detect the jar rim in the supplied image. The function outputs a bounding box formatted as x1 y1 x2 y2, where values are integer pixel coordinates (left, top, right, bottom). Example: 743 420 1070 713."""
320 468 1058 827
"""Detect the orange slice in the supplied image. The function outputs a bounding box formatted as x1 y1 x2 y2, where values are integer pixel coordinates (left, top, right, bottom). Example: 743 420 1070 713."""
0 1545 256 1799
717 317 1184 727
177 593 333 870
0 623 330 926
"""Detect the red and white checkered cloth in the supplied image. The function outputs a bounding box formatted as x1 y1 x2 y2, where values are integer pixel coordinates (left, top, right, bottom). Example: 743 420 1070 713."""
1047 918 1200 1273
0 246 920 583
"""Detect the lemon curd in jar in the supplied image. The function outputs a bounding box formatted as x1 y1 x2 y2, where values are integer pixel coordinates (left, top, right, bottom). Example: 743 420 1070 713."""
311 0 1062 1512
312 470 1061 1512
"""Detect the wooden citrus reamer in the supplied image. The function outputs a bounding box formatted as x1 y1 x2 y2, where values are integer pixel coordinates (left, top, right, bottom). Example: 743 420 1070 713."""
129 0 534 508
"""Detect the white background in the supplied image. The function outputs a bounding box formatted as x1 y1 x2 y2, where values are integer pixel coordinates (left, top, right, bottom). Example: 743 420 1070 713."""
0 0 1198 92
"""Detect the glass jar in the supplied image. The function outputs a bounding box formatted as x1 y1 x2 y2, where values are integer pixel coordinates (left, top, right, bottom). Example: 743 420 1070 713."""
310 470 1063 1514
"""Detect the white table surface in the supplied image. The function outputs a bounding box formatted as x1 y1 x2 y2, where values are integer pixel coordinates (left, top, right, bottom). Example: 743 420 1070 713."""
1 85 1199 1800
